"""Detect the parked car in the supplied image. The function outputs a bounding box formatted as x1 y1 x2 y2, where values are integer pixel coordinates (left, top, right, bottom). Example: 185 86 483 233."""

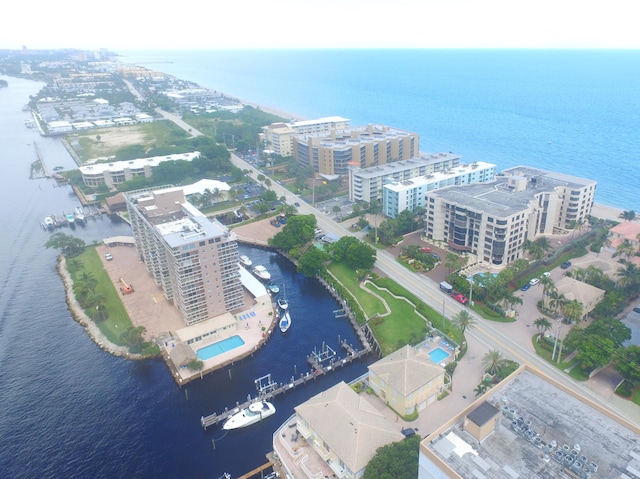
633 306 640 314
104 252 113 261
451 292 469 305
529 277 540 286
521 283 531 291
421 247 432 253
542 272 551 277
561 261 572 269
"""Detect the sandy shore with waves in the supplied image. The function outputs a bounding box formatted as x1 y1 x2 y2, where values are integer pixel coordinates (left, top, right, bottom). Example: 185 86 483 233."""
591 203 625 222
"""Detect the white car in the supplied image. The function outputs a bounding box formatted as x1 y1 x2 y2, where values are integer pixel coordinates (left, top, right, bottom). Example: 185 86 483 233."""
542 272 551 277
529 277 540 286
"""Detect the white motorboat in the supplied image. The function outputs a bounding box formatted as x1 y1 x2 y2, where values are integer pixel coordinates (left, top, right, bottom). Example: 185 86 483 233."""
277 297 289 310
222 401 276 430
43 216 55 230
74 207 86 224
239 255 252 267
252 265 271 281
279 310 291 333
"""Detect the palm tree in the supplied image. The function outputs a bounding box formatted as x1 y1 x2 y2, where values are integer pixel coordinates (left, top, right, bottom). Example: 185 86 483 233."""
563 299 584 324
540 275 554 300
616 263 640 297
533 317 552 340
473 383 489 397
481 349 508 376
451 310 476 337
548 289 567 316
619 210 636 222
615 240 635 262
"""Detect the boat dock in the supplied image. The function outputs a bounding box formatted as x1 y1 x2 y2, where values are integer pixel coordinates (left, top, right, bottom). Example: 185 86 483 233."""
200 340 371 429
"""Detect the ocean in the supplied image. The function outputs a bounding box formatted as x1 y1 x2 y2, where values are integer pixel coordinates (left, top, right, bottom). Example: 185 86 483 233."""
119 49 640 212
0 76 369 478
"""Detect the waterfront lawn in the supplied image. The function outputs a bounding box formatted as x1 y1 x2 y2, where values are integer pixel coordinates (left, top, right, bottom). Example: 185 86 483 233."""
70 122 189 163
71 247 133 345
327 262 387 318
364 281 429 356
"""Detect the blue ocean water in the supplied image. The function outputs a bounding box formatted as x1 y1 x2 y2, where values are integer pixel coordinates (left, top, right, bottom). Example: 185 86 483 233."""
120 49 640 211
0 75 370 478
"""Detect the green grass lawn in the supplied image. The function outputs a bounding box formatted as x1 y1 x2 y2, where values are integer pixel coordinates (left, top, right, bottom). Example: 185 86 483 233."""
327 262 387 318
70 248 133 345
364 282 429 356
70 122 189 162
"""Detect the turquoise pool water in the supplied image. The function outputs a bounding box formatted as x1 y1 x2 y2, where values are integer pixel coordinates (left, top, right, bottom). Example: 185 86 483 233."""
196 335 245 361
467 272 498 283
428 347 450 364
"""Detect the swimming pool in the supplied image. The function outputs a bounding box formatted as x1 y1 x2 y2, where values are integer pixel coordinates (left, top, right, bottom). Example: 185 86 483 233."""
428 347 450 364
196 335 245 361
467 272 498 283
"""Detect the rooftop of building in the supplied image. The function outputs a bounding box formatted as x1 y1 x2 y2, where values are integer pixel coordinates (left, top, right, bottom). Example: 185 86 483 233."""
502 165 597 189
296 123 417 145
422 367 640 479
79 151 200 175
290 115 350 127
383 161 496 192
369 345 444 395
154 202 232 248
353 152 462 179
426 177 538 217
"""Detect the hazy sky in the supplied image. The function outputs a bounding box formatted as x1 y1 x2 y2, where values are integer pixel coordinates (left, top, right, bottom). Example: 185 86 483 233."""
4 0 639 51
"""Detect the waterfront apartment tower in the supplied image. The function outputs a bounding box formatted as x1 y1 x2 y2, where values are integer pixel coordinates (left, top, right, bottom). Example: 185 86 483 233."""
382 160 496 218
348 152 462 204
294 124 419 176
262 116 351 158
125 187 244 325
423 166 596 267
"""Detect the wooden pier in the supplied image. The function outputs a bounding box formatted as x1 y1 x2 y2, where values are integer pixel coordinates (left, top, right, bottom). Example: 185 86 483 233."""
200 340 371 429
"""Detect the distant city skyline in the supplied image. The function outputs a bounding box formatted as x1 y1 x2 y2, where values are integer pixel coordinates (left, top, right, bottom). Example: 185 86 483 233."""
3 0 640 51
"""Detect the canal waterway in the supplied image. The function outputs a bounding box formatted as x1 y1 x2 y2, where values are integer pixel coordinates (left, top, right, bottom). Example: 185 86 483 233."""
0 75 372 478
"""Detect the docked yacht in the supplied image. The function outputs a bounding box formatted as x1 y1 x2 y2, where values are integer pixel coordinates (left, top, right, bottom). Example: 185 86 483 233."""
239 255 252 267
252 265 271 281
222 401 276 430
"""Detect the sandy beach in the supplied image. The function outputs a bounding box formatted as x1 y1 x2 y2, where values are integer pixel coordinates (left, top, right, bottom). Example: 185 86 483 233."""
591 203 625 222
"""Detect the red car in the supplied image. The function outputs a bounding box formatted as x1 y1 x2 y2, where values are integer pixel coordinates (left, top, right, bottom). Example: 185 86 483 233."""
451 292 469 305
421 247 432 253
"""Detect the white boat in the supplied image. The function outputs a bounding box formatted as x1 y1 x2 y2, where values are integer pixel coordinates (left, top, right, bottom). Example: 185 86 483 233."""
43 216 55 230
222 401 276 430
268 284 280 295
279 310 291 333
277 284 288 310
252 265 271 281
74 207 86 224
239 255 252 267
277 297 289 310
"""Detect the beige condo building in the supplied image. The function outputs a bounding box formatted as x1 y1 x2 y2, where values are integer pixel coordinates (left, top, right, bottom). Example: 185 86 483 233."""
125 186 244 326
424 166 596 267
294 123 419 176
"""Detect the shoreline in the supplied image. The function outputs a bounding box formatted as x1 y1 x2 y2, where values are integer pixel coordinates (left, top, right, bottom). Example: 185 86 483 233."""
57 255 143 360
590 203 625 223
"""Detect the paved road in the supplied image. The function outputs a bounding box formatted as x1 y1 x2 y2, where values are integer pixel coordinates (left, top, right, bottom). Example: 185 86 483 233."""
229 155 640 425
